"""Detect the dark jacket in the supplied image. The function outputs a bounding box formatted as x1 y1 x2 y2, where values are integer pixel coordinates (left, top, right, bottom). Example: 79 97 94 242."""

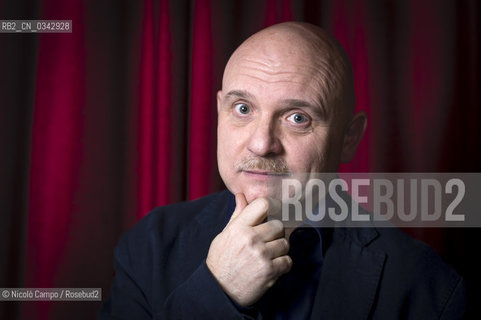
99 190 466 319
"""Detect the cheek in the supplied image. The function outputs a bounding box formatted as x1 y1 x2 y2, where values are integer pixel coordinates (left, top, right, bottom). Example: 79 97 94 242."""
283 131 330 172
217 124 230 166
217 120 244 172
218 122 241 153
286 146 324 172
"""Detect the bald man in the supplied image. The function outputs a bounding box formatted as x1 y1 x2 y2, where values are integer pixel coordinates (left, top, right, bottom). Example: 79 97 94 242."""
100 22 465 319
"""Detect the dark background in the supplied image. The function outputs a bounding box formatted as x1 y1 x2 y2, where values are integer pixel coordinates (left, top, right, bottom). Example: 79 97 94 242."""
0 0 479 319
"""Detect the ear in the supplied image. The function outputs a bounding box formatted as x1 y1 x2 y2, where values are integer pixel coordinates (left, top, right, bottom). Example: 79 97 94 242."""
340 111 367 163
217 90 222 113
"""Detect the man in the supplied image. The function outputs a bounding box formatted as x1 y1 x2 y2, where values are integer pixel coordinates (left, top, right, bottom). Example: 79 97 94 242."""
99 22 466 319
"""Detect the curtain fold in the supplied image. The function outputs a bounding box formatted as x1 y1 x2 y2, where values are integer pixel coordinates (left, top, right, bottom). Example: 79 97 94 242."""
23 0 85 318
188 0 216 200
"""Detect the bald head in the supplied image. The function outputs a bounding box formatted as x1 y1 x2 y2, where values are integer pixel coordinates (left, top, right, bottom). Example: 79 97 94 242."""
223 22 355 122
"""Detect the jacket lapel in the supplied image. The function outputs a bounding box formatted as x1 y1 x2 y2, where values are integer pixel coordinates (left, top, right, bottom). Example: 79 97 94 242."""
310 227 386 320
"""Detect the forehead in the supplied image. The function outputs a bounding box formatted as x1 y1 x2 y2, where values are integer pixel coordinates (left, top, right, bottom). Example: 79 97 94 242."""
222 34 343 111
225 53 322 103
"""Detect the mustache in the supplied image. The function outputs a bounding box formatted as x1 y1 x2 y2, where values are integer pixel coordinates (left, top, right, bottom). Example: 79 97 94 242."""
235 156 290 174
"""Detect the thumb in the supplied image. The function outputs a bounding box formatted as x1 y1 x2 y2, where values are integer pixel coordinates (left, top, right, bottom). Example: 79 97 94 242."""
229 193 248 222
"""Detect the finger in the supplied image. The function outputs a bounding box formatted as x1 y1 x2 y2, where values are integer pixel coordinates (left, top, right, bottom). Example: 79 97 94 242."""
229 193 248 222
265 238 290 259
253 219 285 242
266 197 281 220
235 197 270 226
272 255 293 277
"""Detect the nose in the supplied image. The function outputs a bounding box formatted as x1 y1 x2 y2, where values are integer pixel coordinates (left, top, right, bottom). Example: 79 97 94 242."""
246 117 282 157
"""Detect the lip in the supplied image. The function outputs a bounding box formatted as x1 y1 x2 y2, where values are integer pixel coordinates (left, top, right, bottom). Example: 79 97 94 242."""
242 170 289 177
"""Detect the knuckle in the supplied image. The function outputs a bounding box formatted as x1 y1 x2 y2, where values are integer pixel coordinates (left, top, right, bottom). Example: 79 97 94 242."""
240 230 257 248
263 260 276 278
260 255 272 267
266 278 277 289
247 236 257 248
269 219 283 230
281 238 290 252
255 245 268 260
263 220 284 237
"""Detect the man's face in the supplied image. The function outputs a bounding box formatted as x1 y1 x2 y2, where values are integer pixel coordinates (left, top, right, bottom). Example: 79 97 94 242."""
217 36 346 203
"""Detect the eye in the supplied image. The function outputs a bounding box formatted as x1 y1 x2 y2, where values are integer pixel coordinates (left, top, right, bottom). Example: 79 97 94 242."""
234 103 251 115
287 113 309 124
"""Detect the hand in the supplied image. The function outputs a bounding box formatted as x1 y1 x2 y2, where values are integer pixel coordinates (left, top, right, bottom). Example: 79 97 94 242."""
206 193 292 307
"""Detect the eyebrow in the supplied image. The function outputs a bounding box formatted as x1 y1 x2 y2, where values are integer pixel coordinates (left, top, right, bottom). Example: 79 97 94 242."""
281 99 315 109
223 90 255 102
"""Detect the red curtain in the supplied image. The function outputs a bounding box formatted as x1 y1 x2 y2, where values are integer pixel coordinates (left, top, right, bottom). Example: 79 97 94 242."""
0 0 479 319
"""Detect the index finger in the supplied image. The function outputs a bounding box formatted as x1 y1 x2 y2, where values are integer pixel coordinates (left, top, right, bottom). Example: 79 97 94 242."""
229 193 248 222
236 197 281 226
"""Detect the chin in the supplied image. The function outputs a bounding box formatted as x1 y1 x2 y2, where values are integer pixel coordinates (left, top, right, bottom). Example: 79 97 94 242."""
242 184 283 203
244 191 267 203
225 173 285 203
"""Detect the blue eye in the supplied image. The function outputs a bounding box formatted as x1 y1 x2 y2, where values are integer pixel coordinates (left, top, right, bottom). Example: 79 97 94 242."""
287 113 309 124
234 103 250 115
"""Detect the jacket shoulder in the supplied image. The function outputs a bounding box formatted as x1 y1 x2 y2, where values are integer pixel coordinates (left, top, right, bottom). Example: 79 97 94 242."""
371 228 466 318
125 190 232 239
